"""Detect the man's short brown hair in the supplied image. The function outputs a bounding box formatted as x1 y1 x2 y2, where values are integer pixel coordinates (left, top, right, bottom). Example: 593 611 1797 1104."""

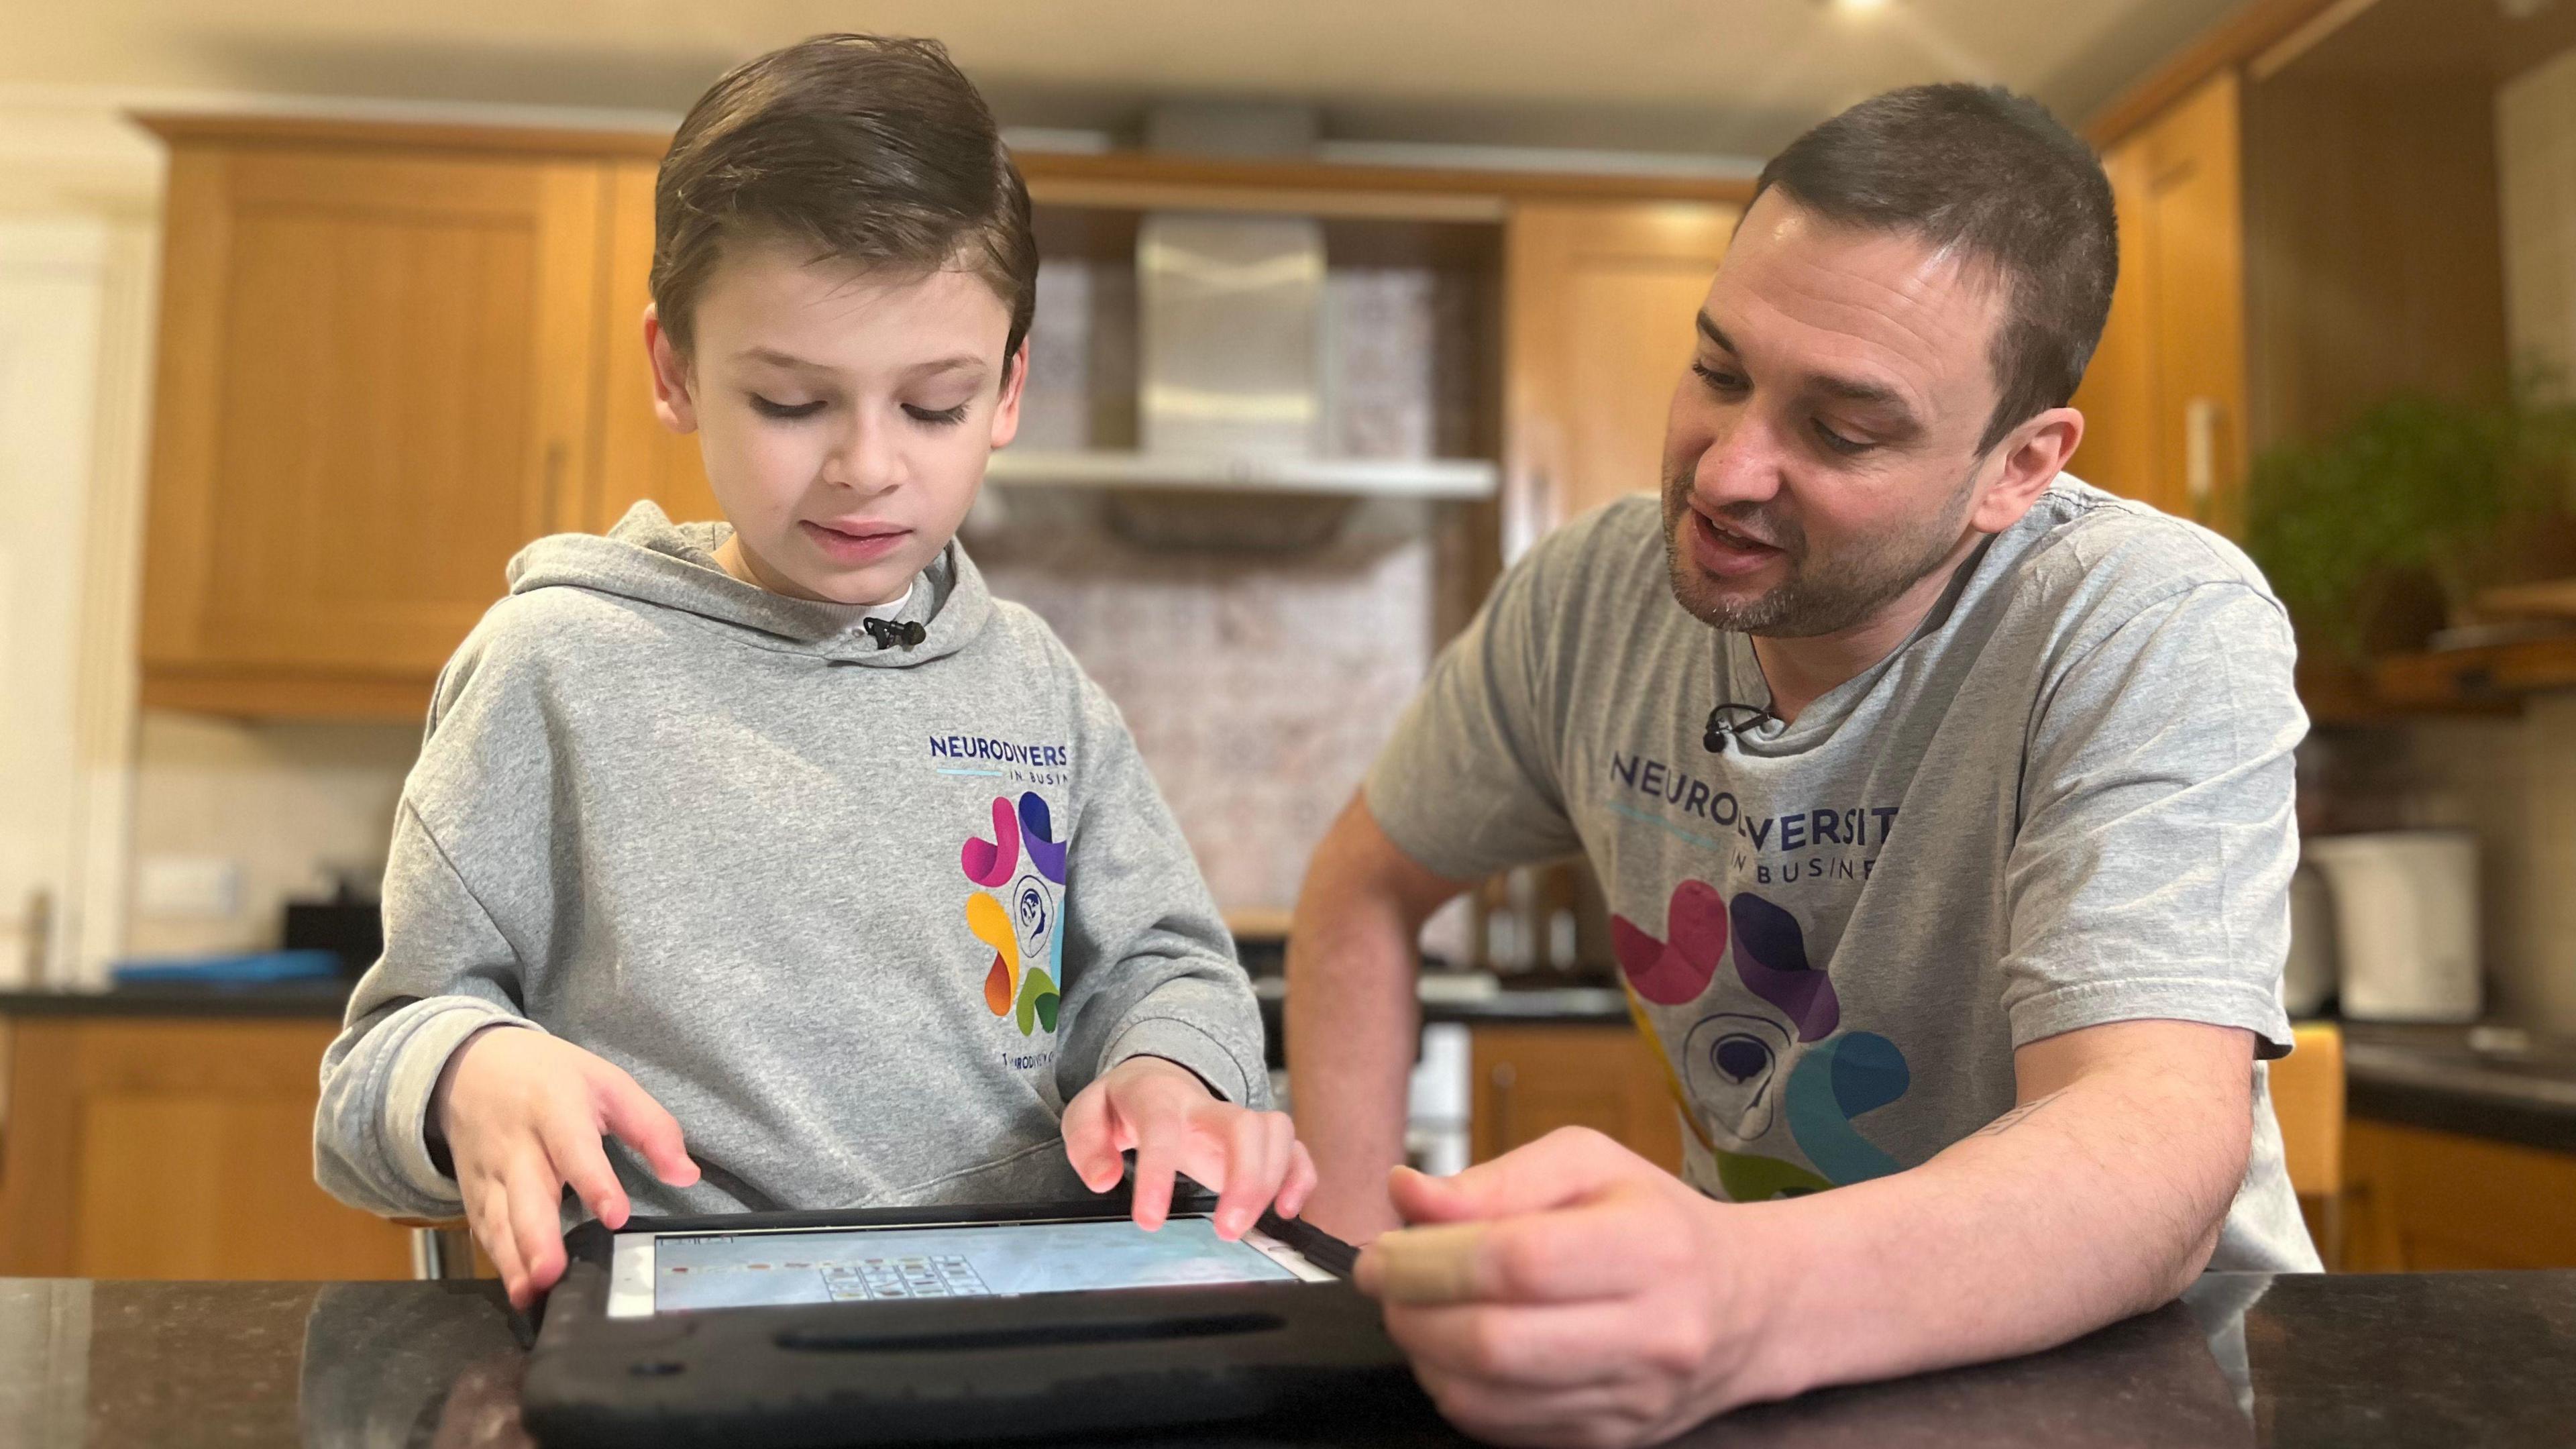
651 34 1037 375
1753 84 2118 454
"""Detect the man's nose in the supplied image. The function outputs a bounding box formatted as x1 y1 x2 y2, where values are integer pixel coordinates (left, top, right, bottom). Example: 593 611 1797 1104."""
1689 411 1785 510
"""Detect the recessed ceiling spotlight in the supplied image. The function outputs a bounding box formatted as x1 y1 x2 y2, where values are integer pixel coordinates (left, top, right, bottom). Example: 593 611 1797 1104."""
1826 0 1895 13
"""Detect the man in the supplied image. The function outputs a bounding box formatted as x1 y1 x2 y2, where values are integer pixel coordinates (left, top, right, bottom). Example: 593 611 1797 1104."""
1287 84 2314 1447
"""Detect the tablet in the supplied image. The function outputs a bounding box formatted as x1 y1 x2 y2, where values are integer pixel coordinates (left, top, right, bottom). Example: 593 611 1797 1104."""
612 1212 1336 1318
519 1195 1426 1449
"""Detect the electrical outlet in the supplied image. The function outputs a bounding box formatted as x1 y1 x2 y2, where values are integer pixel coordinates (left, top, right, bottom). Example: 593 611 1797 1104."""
136 855 241 920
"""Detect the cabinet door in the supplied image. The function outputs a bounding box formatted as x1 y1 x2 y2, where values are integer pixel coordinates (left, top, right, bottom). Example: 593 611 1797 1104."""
2341 1119 2576 1272
2070 72 2246 532
139 146 607 698
595 158 721 529
0 1016 414 1280
1503 201 1739 558
1470 1023 1682 1172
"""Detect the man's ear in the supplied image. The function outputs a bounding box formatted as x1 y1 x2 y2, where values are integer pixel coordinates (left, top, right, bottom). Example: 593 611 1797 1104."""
987 337 1031 451
1968 405 2083 535
642 303 698 435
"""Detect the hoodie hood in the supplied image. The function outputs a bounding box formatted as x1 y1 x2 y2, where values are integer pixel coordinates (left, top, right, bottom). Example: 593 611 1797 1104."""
504 502 993 666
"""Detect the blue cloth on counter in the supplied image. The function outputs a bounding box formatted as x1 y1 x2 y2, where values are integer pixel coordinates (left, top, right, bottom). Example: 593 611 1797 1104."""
110 950 343 986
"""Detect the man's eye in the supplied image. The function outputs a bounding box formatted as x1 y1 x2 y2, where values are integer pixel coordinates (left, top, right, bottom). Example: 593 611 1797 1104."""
1813 419 1872 455
749 394 825 420
904 403 970 427
1691 362 1746 395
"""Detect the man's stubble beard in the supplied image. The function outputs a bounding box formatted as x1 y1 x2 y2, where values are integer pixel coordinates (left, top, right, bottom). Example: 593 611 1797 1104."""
1659 461 1984 639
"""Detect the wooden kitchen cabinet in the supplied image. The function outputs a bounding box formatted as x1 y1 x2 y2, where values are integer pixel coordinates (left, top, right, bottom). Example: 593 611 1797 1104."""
137 122 615 716
128 118 1752 718
2069 71 2246 531
2339 1118 2576 1272
0 1013 414 1281
1501 200 1739 558
596 158 721 529
1470 1023 1683 1173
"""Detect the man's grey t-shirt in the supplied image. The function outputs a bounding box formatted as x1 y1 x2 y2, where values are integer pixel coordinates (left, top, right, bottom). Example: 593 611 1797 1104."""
1365 479 2319 1273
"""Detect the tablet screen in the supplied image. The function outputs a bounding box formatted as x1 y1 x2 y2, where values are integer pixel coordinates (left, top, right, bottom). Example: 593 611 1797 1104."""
612 1216 1329 1318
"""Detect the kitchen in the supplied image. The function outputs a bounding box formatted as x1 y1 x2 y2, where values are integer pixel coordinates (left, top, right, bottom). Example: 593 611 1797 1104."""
1 0 2574 1443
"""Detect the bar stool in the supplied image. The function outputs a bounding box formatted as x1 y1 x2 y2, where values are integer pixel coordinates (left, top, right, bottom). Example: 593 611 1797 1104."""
2267 1022 2347 1269
394 1218 480 1279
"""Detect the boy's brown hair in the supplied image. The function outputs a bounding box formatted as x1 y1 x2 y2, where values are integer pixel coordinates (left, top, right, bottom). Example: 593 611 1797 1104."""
651 34 1037 377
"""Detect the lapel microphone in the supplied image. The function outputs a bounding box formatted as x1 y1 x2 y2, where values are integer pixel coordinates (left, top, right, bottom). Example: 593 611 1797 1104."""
863 617 926 651
1704 703 1770 753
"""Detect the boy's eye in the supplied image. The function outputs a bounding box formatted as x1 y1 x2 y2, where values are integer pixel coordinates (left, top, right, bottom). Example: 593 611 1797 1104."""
749 394 825 420
904 402 970 427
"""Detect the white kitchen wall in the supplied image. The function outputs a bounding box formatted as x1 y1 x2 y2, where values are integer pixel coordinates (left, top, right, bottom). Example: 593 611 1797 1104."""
0 97 159 987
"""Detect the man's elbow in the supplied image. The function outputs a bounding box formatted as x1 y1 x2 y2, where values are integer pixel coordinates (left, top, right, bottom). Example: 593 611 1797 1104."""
2149 1108 2254 1305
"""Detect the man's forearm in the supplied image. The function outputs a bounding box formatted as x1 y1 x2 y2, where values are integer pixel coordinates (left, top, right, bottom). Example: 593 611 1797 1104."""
1284 883 1424 1242
1728 1035 2250 1406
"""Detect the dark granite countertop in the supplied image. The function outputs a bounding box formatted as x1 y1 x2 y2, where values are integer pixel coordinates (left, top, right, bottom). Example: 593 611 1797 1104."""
0 1270 2569 1447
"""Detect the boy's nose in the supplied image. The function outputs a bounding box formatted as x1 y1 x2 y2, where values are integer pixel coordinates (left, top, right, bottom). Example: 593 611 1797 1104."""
826 414 902 494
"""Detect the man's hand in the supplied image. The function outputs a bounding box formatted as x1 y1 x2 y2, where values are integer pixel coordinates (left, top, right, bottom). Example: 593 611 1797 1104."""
1354 1128 1774 1449
432 1026 700 1309
1062 1057 1318 1240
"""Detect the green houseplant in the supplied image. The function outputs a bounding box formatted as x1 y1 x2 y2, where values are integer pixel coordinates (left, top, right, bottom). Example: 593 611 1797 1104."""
2243 386 2576 661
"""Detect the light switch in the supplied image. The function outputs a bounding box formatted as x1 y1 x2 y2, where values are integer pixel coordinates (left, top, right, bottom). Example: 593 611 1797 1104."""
136 855 241 920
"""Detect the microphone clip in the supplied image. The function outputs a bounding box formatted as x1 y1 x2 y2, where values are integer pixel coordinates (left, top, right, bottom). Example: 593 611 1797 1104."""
863 617 926 651
1703 703 1768 754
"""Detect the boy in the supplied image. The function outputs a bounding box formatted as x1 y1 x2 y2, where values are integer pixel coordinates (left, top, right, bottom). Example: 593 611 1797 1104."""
316 34 1312 1310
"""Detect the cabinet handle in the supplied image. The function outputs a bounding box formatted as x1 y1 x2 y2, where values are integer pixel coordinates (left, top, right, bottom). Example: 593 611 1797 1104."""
540 441 568 535
1489 1062 1517 1148
2184 397 2219 511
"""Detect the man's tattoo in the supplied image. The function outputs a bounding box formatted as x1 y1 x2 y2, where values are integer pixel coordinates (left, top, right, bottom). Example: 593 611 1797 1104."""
1975 1089 2070 1138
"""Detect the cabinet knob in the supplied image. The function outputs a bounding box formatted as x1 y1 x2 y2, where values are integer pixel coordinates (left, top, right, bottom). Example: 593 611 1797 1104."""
2184 397 2220 510
540 440 569 533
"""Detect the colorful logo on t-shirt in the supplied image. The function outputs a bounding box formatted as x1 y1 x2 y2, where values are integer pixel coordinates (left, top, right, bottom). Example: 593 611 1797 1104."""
1614 879 1908 1199
961 793 1067 1036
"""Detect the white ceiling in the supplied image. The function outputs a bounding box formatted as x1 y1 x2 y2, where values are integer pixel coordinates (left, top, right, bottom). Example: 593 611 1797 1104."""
11 0 2251 156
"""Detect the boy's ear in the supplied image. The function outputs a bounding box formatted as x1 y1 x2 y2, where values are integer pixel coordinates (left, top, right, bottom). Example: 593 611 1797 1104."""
987 337 1030 452
642 304 699 435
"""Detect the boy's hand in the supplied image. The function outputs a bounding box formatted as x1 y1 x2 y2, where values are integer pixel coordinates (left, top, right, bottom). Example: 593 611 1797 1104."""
1062 1057 1317 1240
431 1025 700 1309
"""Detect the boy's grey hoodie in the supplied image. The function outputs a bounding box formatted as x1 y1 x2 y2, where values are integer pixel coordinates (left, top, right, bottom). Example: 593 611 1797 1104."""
315 503 1266 1221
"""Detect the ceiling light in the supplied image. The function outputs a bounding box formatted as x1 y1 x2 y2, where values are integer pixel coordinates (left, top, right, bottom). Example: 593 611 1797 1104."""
1827 0 1895 14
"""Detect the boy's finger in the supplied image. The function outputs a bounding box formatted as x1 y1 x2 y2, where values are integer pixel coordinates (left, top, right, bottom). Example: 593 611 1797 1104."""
505 1162 568 1300
1130 1140 1179 1232
474 1177 528 1306
1208 1110 1273 1239
1279 1141 1319 1220
595 1072 699 1188
542 1117 631 1230
1059 1086 1125 1193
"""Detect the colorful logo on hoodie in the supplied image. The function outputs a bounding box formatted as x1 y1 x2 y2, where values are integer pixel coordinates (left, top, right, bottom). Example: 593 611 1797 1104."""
1612 879 1911 1199
962 793 1068 1036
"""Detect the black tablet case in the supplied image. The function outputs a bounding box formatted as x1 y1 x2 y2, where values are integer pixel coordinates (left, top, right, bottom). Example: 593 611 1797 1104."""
519 1195 1427 1448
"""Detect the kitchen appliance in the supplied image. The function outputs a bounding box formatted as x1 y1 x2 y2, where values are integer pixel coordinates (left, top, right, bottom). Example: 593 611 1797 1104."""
2282 863 2337 1016
282 880 383 977
2303 830 2481 1023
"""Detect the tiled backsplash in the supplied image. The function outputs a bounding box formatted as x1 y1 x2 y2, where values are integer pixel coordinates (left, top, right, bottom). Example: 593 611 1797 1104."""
975 494 1440 910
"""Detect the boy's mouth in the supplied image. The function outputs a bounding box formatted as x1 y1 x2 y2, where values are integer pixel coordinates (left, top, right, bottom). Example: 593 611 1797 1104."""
800 519 912 566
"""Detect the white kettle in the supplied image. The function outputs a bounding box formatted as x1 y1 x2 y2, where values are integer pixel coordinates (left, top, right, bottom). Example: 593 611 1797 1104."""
2302 830 2481 1023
